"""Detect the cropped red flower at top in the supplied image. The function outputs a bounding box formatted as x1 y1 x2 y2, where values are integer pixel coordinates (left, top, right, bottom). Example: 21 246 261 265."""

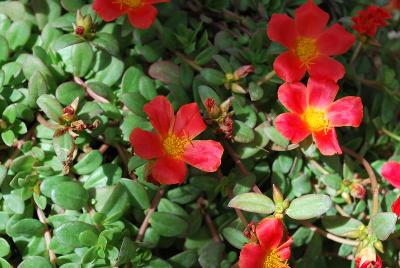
239 218 292 268
267 1 355 82
275 78 363 156
352 6 392 37
93 0 169 29
130 96 223 185
356 255 382 268
381 161 400 216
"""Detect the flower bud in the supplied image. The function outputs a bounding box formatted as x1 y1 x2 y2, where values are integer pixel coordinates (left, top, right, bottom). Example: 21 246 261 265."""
75 10 94 38
374 241 384 254
272 184 284 204
204 98 221 119
231 83 247 94
233 65 255 80
351 182 366 199
341 191 352 204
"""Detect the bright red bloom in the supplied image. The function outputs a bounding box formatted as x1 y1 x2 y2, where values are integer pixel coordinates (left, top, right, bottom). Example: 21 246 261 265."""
381 161 400 216
275 78 363 156
93 0 169 29
267 1 355 82
239 218 292 268
356 255 382 268
130 96 223 184
352 6 392 37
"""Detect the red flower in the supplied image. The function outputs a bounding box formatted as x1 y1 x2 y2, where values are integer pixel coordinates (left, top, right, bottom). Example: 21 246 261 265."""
356 255 382 268
93 0 169 29
275 78 363 156
267 1 355 82
352 6 392 37
239 218 292 268
130 96 223 184
381 161 400 216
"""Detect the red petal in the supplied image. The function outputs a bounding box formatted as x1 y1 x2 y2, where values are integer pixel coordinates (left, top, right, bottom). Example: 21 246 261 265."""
275 113 310 144
308 55 345 82
143 96 174 137
317 24 355 56
295 1 329 37
391 196 400 217
306 78 338 109
278 82 307 114
382 161 400 188
267 14 298 48
312 129 342 156
256 218 284 250
130 128 164 159
327 96 363 127
151 157 187 184
128 4 158 29
238 243 265 268
93 0 125 21
278 247 291 260
183 140 223 172
173 103 206 139
273 51 307 82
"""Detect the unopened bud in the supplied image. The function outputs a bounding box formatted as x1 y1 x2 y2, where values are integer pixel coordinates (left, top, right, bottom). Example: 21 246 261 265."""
341 191 352 204
233 65 255 80
351 182 366 199
204 98 221 119
374 241 384 253
272 184 284 204
231 83 247 94
75 10 94 38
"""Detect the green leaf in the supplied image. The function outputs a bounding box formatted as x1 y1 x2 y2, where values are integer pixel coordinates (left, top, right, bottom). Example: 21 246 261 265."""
321 174 342 190
0 2 35 23
222 227 248 249
198 241 224 268
369 212 397 241
265 125 289 147
53 132 75 163
72 42 94 77
72 150 103 175
18 256 52 268
322 216 364 238
53 221 97 249
120 179 150 210
98 184 129 222
55 82 85 106
233 120 255 143
0 238 10 258
195 46 218 65
52 33 84 51
7 219 45 238
51 181 88 210
3 193 24 214
11 155 36 173
84 163 122 189
200 68 225 86
1 129 15 147
91 32 119 57
248 82 264 101
121 92 147 117
228 193 275 214
139 76 157 101
5 21 31 50
150 212 188 237
28 71 48 108
286 194 332 220
0 36 9 64
37 94 63 123
148 61 180 85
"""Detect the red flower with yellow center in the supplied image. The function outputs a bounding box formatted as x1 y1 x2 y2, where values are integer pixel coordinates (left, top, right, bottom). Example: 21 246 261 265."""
267 1 355 82
239 218 292 268
352 6 392 37
93 0 169 29
275 78 363 156
381 161 400 216
130 96 223 185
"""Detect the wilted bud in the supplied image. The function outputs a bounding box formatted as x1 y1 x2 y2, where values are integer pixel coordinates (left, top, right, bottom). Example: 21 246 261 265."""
219 116 233 139
75 10 94 38
231 83 247 94
63 97 79 122
233 65 255 80
243 222 257 242
204 98 221 119
351 182 366 199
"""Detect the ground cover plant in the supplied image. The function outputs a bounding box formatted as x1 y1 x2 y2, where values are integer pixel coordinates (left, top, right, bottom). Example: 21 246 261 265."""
0 0 399 267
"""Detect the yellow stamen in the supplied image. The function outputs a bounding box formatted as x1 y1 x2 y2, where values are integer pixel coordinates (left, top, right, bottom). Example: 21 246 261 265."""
162 134 189 159
294 37 318 64
264 249 290 268
302 107 329 132
113 0 142 8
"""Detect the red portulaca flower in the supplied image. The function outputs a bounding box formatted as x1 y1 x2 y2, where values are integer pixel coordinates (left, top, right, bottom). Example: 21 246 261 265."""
356 255 382 268
239 218 292 268
381 161 400 216
275 78 363 156
130 96 223 185
93 0 169 29
352 6 392 37
267 1 355 82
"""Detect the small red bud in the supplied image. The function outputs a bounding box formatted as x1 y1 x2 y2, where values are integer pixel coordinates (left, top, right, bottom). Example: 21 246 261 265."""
75 26 85 36
233 65 255 80
351 183 366 199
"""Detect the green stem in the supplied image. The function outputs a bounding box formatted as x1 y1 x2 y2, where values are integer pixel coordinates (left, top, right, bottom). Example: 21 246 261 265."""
381 128 400 143
257 70 276 86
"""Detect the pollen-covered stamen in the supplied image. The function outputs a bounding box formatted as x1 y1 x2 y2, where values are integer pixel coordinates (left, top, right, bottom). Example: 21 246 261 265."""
263 249 290 268
302 107 329 132
294 37 318 64
114 0 142 8
162 134 190 159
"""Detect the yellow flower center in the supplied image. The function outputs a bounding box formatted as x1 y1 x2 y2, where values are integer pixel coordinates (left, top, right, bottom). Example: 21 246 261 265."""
302 107 329 132
294 37 318 64
264 249 290 268
162 134 189 159
114 0 142 8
